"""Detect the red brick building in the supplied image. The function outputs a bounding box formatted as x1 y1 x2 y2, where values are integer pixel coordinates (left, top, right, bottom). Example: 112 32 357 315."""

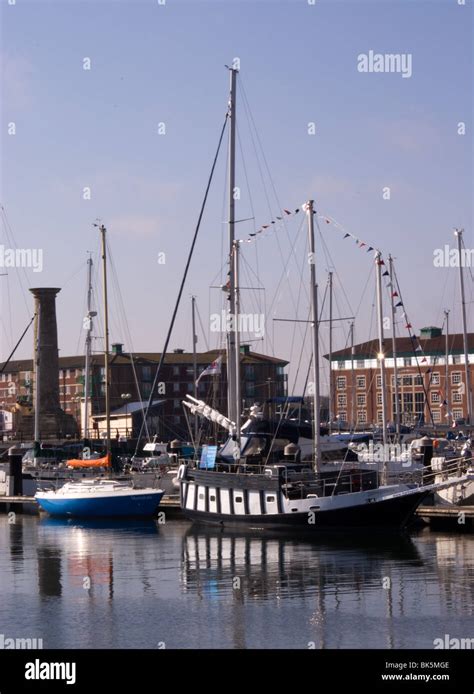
327 327 474 428
0 344 288 440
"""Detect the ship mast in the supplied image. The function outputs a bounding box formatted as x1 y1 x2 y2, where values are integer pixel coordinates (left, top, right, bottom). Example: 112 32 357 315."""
375 251 388 482
83 253 95 442
306 200 321 473
100 225 111 459
388 255 400 440
226 66 238 427
455 228 473 426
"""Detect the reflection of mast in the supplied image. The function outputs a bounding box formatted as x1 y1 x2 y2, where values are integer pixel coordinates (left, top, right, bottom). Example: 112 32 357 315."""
37 547 62 597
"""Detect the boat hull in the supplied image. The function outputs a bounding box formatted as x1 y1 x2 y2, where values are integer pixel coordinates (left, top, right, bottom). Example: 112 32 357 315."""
36 490 164 518
181 488 429 530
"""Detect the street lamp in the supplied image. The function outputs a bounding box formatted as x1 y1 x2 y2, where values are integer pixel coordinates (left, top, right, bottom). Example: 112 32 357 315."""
121 393 132 438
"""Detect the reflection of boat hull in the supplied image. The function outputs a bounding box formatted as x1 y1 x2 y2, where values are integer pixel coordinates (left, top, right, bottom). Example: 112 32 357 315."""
36 486 164 518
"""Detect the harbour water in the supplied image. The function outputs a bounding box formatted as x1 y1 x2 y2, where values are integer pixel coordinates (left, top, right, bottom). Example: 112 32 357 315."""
0 516 472 650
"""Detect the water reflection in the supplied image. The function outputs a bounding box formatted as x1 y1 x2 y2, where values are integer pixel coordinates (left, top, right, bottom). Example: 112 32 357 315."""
0 516 472 649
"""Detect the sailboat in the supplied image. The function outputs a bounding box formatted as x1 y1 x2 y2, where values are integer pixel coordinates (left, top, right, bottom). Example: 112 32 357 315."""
35 225 164 518
178 68 468 530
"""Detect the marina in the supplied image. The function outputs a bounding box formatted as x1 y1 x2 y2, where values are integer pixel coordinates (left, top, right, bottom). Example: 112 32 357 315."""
0 0 472 682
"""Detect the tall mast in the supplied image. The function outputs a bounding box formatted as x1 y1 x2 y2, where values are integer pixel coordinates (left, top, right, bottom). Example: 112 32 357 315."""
444 309 450 423
306 200 321 473
375 251 388 478
388 255 400 440
33 307 41 458
350 320 355 431
455 229 472 426
328 271 333 434
226 66 238 425
83 254 93 441
233 241 241 444
191 295 198 441
100 225 111 458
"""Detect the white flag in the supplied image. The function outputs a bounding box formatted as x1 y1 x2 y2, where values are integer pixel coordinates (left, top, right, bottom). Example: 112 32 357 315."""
196 356 222 386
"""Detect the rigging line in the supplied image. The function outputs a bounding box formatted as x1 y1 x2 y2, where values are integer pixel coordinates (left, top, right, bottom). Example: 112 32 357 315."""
315 216 355 318
0 207 31 316
285 233 312 387
239 84 310 345
134 112 229 455
106 239 150 438
392 262 435 426
354 263 375 320
0 314 36 373
236 121 262 321
195 299 210 352
6 274 13 351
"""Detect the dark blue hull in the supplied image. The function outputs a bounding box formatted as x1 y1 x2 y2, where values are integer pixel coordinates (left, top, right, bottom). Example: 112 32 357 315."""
36 490 164 518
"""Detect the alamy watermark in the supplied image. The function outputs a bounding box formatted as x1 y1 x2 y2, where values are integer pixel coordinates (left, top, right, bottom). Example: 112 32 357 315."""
0 633 43 649
357 50 412 78
433 245 474 268
433 634 474 649
210 311 265 339
0 245 43 272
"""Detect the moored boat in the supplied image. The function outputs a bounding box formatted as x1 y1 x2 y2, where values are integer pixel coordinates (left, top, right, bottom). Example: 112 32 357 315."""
35 478 163 518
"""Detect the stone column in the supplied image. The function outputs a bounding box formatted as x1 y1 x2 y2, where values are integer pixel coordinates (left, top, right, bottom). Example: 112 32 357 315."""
30 288 61 414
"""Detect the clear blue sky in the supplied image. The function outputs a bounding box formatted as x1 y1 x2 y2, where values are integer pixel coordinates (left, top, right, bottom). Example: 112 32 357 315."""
1 0 472 394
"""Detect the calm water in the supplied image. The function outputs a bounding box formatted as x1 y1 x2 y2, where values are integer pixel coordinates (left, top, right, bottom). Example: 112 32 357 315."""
0 515 472 649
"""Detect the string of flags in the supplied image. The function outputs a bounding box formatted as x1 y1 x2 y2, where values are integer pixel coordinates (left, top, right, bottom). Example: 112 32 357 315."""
236 205 445 399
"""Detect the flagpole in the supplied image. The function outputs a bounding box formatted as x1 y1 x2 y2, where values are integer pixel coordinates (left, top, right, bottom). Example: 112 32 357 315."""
328 271 333 434
233 240 241 445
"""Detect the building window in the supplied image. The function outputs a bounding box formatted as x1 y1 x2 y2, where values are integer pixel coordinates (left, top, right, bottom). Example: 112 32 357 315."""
452 372 462 385
174 415 181 424
337 412 347 422
66 386 71 395
377 410 383 423
173 382 180 393
404 358 412 367
246 382 255 397
402 375 412 386
66 369 70 378
356 376 366 389
356 394 366 407
336 376 346 390
431 392 440 404
452 355 460 365
356 359 365 369
142 383 151 397
452 391 462 403
431 372 440 386
432 410 441 423
142 366 152 381
174 399 180 409
414 375 423 386
187 382 193 392
246 365 255 380
357 410 367 424
376 392 383 406
337 394 347 407
173 366 180 376
376 375 382 388
452 409 463 421
337 361 345 370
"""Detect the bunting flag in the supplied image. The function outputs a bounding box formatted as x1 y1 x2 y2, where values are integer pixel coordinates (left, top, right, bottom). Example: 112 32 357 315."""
392 291 399 298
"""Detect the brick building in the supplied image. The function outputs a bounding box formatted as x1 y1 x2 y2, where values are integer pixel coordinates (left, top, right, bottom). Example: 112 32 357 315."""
0 344 288 440
327 327 474 428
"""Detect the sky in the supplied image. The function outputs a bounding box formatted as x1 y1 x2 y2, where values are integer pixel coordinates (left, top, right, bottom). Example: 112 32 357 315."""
1 0 472 395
